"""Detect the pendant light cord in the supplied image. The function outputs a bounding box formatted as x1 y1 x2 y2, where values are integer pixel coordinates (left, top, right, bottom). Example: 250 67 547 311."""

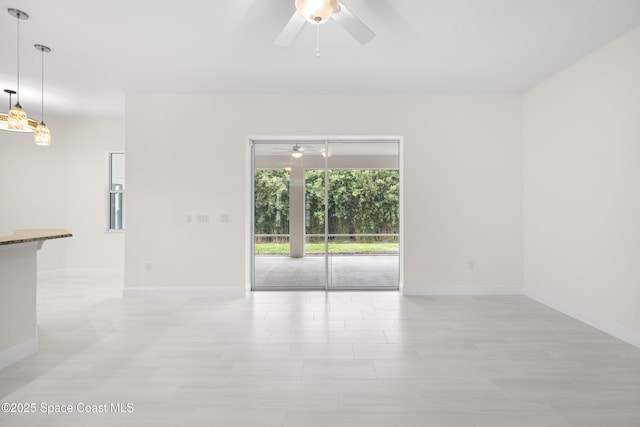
316 21 321 59
40 47 45 122
16 14 20 105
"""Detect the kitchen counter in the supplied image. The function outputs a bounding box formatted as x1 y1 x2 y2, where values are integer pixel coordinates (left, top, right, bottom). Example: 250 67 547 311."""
0 228 72 246
0 229 72 369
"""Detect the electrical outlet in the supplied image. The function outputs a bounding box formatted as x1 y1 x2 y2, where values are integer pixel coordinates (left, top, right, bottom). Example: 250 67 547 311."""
220 214 230 223
197 215 209 223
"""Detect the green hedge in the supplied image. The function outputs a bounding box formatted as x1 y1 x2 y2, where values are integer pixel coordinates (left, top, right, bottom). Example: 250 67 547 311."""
255 169 399 239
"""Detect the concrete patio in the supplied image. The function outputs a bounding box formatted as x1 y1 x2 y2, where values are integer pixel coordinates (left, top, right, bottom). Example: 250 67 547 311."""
253 255 399 290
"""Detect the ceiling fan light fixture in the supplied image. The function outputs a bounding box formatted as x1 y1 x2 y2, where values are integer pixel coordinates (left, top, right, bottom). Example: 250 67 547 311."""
295 0 339 24
291 144 305 157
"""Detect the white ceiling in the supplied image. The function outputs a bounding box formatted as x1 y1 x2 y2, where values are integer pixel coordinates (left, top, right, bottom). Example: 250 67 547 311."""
2 0 640 120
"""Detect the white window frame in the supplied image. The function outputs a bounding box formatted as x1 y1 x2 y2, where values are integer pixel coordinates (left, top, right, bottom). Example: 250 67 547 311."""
106 152 125 232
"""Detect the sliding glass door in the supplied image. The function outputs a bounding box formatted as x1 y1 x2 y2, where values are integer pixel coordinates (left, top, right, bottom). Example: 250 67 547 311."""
325 141 399 289
252 139 399 290
253 141 326 289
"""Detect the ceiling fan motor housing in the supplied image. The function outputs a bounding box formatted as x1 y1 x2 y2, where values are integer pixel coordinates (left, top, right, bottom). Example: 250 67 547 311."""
295 0 339 24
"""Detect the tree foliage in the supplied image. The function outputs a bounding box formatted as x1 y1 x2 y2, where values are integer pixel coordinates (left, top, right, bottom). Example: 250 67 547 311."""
254 169 290 237
255 169 399 242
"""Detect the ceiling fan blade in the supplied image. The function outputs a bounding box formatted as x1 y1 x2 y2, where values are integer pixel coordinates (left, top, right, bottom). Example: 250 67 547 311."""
332 2 375 44
275 12 307 46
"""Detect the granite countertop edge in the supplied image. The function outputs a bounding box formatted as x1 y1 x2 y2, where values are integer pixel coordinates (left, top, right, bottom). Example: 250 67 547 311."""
0 229 73 246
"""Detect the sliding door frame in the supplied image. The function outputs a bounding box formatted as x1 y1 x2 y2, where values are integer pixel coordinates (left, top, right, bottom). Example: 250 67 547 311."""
248 136 403 292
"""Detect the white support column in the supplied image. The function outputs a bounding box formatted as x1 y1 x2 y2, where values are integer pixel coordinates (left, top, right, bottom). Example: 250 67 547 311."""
289 157 305 258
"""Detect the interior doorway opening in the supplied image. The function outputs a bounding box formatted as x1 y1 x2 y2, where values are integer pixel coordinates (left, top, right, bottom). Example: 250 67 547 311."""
251 138 401 291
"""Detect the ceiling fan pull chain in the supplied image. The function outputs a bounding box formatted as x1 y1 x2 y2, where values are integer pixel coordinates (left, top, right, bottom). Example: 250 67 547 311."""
316 21 321 59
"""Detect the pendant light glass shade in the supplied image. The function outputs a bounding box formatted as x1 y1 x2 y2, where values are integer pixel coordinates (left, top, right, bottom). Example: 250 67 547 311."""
0 90 37 132
34 122 51 145
8 104 28 130
0 112 37 132
295 0 339 23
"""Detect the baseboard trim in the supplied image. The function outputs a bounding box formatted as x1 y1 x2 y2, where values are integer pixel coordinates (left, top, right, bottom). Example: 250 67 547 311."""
0 337 38 370
524 289 640 349
122 287 246 298
402 284 522 296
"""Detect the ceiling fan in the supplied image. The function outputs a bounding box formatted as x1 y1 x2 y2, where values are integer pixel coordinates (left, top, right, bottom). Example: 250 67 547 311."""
270 143 317 158
275 0 375 47
290 144 305 157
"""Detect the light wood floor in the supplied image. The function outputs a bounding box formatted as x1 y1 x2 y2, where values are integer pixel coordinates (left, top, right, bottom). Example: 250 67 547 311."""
1 273 639 426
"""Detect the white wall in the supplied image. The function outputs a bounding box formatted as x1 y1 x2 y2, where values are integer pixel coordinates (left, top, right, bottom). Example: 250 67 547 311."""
0 121 68 271
125 94 523 294
0 118 125 272
523 27 640 345
58 119 125 271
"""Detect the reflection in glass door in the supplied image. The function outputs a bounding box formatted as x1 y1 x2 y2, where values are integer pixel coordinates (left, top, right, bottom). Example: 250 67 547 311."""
252 139 400 290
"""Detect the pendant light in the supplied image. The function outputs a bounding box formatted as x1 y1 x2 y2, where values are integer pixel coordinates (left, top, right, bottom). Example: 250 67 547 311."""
0 90 37 132
0 90 16 127
7 8 31 131
34 44 51 146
